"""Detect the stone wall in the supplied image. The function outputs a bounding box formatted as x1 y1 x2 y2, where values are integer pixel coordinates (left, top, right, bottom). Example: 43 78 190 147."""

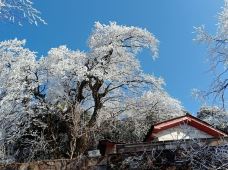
0 157 107 170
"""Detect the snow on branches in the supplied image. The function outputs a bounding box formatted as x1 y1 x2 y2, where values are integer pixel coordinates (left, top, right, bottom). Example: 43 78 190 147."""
197 106 228 132
0 0 46 25
194 0 228 107
89 22 159 59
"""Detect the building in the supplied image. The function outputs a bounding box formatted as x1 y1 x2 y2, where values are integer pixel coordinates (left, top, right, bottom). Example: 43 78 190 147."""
99 114 228 156
144 114 227 142
96 114 228 169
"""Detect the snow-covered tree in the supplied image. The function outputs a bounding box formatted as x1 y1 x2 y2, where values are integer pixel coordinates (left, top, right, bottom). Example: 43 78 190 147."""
0 39 38 139
42 22 162 128
126 90 184 139
125 90 184 122
0 0 45 25
99 90 184 143
0 39 41 161
0 22 184 162
197 106 228 132
194 0 228 107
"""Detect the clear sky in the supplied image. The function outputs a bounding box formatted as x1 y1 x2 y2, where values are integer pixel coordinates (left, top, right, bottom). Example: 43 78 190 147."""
0 0 224 114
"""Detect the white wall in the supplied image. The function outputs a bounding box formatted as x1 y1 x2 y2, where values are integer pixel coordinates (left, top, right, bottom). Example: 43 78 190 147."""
155 124 212 141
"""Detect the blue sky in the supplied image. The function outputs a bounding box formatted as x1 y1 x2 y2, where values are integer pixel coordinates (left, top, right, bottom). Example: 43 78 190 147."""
0 0 224 114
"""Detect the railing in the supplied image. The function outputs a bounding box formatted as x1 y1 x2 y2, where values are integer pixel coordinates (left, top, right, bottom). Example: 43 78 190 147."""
116 137 228 154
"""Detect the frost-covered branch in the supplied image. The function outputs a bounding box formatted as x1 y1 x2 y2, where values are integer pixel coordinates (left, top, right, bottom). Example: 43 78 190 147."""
115 138 228 169
194 0 228 107
0 0 46 25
